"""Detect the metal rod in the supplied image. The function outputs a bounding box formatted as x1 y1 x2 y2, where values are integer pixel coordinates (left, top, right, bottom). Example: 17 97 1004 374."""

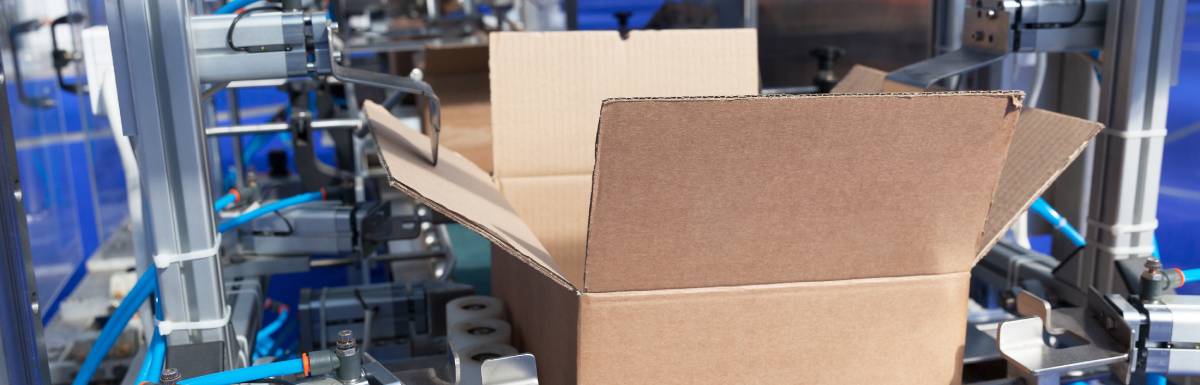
229 88 246 189
205 118 362 136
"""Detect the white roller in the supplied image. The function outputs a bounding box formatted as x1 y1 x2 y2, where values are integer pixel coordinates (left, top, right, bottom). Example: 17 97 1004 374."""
454 343 519 385
446 296 505 326
448 318 512 352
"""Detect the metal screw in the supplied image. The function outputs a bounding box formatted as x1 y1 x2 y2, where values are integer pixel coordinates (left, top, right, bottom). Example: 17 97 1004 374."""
160 368 182 385
986 9 997 18
336 329 356 351
1146 257 1163 273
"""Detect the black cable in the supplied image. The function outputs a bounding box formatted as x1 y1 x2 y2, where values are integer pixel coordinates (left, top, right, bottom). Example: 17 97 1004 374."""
226 6 287 53
1051 245 1087 276
250 210 294 236
1023 0 1086 30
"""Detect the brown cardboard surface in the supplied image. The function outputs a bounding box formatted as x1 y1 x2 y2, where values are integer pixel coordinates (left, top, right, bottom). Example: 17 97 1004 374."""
829 65 888 94
491 248 579 385
831 65 1104 260
423 45 493 171
974 108 1102 259
489 29 760 179
364 101 570 287
584 94 1021 292
422 44 488 76
576 272 971 385
497 175 592 285
487 29 759 274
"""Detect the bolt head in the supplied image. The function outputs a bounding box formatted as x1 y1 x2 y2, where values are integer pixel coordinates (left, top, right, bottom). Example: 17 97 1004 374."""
1145 257 1163 274
336 329 357 351
160 367 182 384
986 9 998 18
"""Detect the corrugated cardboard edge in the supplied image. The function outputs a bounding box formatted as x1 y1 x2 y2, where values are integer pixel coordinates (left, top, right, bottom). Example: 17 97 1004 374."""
582 92 1023 292
600 91 1024 104
973 109 1103 262
575 271 972 384
491 246 580 385
831 64 1102 262
364 101 576 290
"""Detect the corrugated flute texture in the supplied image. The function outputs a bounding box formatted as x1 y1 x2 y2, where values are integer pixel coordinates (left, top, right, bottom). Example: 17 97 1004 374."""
830 65 1105 261
583 94 1020 292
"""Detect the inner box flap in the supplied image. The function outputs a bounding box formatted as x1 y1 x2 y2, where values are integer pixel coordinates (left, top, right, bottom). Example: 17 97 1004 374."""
833 65 1104 263
489 29 760 179
364 102 572 288
583 93 1022 292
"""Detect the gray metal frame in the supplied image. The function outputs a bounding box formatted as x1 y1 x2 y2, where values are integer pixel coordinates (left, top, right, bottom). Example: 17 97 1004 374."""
1083 0 1187 293
0 55 53 385
105 0 234 372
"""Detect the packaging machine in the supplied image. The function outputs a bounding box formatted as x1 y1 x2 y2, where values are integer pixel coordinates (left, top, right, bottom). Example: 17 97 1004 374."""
0 0 1196 384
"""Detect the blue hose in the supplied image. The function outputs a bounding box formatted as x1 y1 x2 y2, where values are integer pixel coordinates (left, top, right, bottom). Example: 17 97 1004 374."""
71 270 157 385
214 190 238 212
1147 374 1168 385
217 191 323 233
134 328 166 384
178 358 304 385
1182 268 1200 283
1030 197 1088 248
215 0 258 14
255 307 289 358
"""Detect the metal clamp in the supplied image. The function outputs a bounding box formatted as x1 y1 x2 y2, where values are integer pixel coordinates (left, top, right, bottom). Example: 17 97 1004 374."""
326 25 441 165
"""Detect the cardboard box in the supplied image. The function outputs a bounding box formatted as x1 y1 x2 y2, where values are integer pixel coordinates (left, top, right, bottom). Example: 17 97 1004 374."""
365 31 1103 384
422 44 493 172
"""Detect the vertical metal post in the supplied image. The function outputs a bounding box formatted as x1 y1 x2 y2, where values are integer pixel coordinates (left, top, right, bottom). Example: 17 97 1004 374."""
0 59 53 385
105 0 234 372
1085 0 1186 292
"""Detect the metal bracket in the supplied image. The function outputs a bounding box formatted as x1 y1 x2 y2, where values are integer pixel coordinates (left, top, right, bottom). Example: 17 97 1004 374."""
887 1 1011 89
998 291 1131 385
481 354 539 385
326 25 441 166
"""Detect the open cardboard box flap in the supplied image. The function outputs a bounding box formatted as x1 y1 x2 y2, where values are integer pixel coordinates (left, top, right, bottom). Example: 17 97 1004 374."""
369 89 1053 293
833 64 1104 261
365 32 1101 295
